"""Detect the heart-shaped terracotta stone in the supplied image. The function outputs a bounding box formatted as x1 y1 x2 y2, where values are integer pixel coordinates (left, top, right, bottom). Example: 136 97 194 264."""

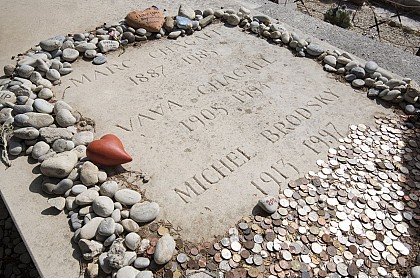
86 134 132 166
125 6 165 33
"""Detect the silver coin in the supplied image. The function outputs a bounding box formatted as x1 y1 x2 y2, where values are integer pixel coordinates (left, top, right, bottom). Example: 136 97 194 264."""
337 263 348 276
253 254 263 266
254 234 264 244
221 237 231 247
373 240 385 251
219 260 231 272
221 248 232 260
177 253 188 263
282 250 292 261
231 241 241 252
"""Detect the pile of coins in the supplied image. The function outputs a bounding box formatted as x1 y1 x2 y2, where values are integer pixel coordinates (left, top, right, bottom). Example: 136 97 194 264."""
141 114 420 277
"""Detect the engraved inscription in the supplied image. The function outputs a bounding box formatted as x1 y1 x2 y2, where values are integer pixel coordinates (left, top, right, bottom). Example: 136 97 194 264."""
116 99 183 131
196 56 276 96
69 60 133 87
179 104 228 132
260 90 339 143
251 158 300 194
181 49 218 65
174 147 253 203
303 122 345 154
231 82 271 103
128 65 166 85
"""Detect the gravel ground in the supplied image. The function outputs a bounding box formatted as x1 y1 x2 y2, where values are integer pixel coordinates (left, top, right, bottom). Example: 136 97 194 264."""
0 196 40 278
295 0 420 55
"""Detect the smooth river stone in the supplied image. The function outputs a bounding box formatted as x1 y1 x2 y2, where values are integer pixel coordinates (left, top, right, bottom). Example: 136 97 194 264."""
125 6 165 33
86 134 132 166
114 189 141 206
92 196 114 217
97 218 116 236
125 232 140 250
98 40 119 53
80 161 99 186
0 91 17 105
80 217 104 239
130 202 159 223
40 151 78 178
14 112 54 129
154 234 176 264
116 266 139 278
75 189 100 205
258 196 279 214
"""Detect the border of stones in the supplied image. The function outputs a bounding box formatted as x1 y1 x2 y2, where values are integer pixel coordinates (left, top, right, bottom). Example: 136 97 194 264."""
1 3 420 277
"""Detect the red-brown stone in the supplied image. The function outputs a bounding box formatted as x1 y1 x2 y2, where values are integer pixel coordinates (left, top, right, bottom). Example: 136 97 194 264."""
86 134 132 166
125 6 165 33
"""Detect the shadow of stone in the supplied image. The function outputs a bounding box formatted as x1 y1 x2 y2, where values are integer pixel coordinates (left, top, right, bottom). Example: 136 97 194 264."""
251 204 270 217
31 164 41 175
41 206 61 216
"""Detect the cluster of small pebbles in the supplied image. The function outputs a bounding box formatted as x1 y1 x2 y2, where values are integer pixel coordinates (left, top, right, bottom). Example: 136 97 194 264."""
0 197 40 278
1 3 420 278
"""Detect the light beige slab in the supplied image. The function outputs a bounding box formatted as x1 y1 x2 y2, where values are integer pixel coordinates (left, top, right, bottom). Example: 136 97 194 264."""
0 1 394 277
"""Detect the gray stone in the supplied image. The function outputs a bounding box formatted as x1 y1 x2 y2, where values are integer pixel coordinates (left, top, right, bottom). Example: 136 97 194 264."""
72 131 93 146
84 50 97 59
97 217 115 236
134 257 150 269
55 101 73 113
121 219 140 232
33 99 54 114
107 238 126 268
178 4 195 20
92 196 114 217
345 74 357 82
56 109 77 127
324 64 337 72
59 68 73 75
111 209 121 223
78 239 104 260
258 196 279 214
130 202 160 223
38 88 54 100
199 15 214 28
72 145 87 159
46 69 60 81
154 234 176 264
80 217 104 239
80 161 99 186
125 232 140 250
116 266 139 278
15 112 54 128
306 44 325 57
98 253 112 274
4 64 15 77
48 197 66 211
93 55 107 65
365 61 378 73
75 189 99 205
13 127 39 140
323 55 336 67
253 15 271 24
17 65 34 78
350 67 366 79
123 251 137 267
39 127 73 143
281 31 290 44
214 9 224 18
405 104 416 114
114 189 141 206
100 181 119 198
352 79 365 88
98 40 119 53
62 48 80 62
52 139 74 153
75 43 97 52
42 177 59 195
8 137 23 156
0 91 16 105
53 178 73 195
382 89 401 101
104 234 117 247
40 151 78 178
31 141 50 159
135 28 147 36
73 33 85 41
72 184 88 195
412 266 420 278
345 61 358 71
39 39 62 52
135 271 153 278
226 14 240 26
168 31 182 39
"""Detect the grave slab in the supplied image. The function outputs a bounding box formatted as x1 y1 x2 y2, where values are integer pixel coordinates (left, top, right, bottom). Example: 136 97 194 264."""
0 1 396 277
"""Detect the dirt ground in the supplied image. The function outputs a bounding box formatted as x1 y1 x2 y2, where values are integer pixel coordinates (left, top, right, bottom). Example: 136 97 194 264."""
294 0 420 55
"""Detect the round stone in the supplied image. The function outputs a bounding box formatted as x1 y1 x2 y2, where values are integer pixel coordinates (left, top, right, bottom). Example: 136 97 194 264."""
92 196 114 217
114 189 141 206
93 55 107 65
62 48 80 62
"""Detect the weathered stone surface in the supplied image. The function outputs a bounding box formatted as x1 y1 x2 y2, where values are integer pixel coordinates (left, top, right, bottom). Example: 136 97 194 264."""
92 196 114 217
80 217 104 239
125 7 165 32
57 24 392 243
154 234 175 264
40 151 78 178
114 189 141 206
130 202 159 223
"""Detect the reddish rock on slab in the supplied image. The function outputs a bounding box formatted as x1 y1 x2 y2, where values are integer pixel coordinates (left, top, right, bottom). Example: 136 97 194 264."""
125 6 165 33
87 134 132 166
